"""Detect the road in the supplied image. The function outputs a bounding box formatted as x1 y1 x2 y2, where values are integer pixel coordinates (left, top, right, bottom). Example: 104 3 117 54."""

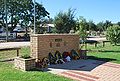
0 37 106 49
0 42 30 49
87 37 106 42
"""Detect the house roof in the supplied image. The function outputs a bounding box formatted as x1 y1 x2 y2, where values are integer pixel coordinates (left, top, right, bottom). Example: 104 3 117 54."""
41 24 55 28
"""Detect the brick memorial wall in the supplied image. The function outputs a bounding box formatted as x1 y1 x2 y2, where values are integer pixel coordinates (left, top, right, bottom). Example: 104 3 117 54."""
30 34 79 60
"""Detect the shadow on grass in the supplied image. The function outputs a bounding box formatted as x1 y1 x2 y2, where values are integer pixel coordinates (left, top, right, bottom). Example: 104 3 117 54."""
98 50 120 53
30 68 51 72
88 50 120 53
112 44 120 46
87 56 117 62
0 58 14 62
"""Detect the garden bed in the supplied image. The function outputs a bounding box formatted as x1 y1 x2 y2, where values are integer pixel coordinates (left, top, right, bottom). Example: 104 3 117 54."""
14 57 36 71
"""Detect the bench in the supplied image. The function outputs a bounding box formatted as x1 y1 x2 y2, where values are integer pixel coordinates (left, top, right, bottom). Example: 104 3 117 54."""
80 40 99 47
0 47 21 57
102 40 110 47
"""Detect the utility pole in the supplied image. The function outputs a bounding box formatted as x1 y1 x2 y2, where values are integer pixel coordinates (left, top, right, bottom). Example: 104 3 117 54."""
5 0 8 42
34 0 36 34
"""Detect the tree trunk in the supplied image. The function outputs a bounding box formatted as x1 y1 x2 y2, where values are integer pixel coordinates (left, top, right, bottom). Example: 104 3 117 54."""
25 26 28 35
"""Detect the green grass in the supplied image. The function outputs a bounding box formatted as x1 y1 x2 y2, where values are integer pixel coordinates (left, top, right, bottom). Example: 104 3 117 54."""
87 43 120 64
0 47 30 59
0 43 120 81
0 47 72 81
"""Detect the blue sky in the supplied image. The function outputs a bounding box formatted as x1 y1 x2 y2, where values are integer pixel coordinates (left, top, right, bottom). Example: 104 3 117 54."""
36 0 120 23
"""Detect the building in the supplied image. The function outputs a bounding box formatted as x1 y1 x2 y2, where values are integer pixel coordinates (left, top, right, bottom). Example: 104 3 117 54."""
41 24 55 33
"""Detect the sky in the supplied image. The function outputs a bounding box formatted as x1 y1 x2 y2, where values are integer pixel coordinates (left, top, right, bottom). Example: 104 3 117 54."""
36 0 120 23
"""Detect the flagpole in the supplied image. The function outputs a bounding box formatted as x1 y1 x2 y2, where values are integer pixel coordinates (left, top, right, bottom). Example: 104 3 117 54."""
34 0 36 34
5 0 8 41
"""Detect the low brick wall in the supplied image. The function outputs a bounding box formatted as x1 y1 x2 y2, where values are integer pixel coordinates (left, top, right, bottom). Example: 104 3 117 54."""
14 57 36 71
30 34 79 60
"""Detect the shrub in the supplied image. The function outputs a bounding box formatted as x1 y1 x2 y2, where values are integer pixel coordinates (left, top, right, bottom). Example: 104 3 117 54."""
21 54 31 59
106 25 120 45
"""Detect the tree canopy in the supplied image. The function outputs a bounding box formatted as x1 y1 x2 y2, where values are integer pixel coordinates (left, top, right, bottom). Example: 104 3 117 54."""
54 8 76 33
106 25 120 45
77 17 88 41
0 0 49 33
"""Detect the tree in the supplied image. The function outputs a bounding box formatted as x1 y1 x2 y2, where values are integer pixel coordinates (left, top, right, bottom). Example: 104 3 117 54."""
76 16 89 30
76 17 88 50
54 8 76 33
0 0 49 33
104 20 113 31
78 17 88 41
96 22 104 32
20 1 49 34
88 20 97 31
42 18 54 24
0 0 6 29
106 25 120 45
117 22 120 26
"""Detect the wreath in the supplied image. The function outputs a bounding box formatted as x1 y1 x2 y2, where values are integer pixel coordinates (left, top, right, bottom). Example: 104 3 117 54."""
54 51 64 64
48 52 56 64
62 52 71 62
54 51 62 59
36 57 49 68
70 49 80 60
48 51 65 64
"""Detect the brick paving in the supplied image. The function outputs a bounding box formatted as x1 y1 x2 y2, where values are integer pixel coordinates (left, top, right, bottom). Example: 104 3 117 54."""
48 59 120 81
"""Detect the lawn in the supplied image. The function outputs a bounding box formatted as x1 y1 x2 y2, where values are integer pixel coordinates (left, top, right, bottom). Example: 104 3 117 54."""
87 42 120 64
0 43 120 81
0 47 72 81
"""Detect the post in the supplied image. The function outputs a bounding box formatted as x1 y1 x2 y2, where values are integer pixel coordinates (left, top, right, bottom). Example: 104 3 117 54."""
34 0 36 34
95 42 97 47
17 49 19 57
5 0 8 42
103 41 105 47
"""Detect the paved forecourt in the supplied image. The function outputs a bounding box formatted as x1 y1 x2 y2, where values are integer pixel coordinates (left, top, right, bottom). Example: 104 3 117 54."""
48 59 120 81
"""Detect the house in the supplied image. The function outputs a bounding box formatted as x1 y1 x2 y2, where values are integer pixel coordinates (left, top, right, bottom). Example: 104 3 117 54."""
0 24 26 39
41 24 55 33
13 25 25 33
